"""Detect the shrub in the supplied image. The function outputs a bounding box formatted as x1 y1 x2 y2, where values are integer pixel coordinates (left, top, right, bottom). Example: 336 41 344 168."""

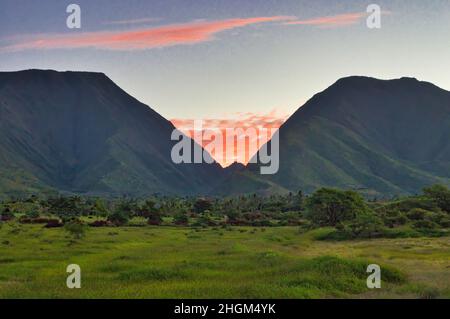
44 219 64 228
20 217 56 224
89 220 110 227
381 209 408 228
412 220 439 230
305 188 371 226
25 210 40 218
0 207 14 221
193 214 216 227
173 212 189 226
345 212 385 238
64 220 87 239
423 184 450 213
107 210 130 226
406 208 430 221
193 198 213 214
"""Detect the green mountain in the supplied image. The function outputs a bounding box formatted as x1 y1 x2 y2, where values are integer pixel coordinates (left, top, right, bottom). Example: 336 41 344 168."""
218 76 450 196
0 69 224 197
2 71 449 197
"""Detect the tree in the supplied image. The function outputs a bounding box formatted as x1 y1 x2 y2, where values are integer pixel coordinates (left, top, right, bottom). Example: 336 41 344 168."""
140 200 162 225
0 206 14 221
115 198 139 217
345 211 384 238
193 198 213 214
92 198 110 217
305 188 370 226
107 210 129 226
406 208 430 221
107 199 134 226
173 212 189 226
423 184 450 213
45 196 85 221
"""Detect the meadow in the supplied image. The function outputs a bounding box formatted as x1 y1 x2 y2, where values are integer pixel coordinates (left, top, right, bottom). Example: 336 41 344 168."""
0 223 448 299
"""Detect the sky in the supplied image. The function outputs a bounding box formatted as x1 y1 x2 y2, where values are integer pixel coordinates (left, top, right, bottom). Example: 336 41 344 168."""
1 0 449 165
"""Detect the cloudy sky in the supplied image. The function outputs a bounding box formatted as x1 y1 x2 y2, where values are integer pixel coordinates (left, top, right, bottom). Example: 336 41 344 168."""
1 0 449 164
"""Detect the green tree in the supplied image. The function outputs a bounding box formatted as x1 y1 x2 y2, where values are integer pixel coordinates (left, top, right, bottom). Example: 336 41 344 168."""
45 196 84 221
92 198 110 217
423 184 450 213
107 199 134 226
345 211 384 238
305 188 370 226
173 212 189 226
193 198 213 214
0 206 14 221
140 200 162 225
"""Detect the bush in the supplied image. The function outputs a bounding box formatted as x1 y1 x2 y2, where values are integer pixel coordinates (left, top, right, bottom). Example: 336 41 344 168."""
381 210 408 228
423 184 450 213
406 208 431 221
64 220 86 239
305 188 371 227
44 219 64 228
412 220 439 230
89 220 110 227
193 214 216 227
107 210 130 226
193 198 213 214
20 217 56 224
0 207 14 221
173 213 189 226
25 210 40 218
345 212 385 238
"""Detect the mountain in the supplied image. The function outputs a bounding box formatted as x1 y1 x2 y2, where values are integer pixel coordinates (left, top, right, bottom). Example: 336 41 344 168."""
0 69 224 197
218 76 450 196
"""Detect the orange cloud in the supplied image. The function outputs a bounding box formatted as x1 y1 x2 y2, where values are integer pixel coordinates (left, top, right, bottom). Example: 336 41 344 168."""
102 18 161 26
1 16 292 52
171 109 288 167
285 12 367 28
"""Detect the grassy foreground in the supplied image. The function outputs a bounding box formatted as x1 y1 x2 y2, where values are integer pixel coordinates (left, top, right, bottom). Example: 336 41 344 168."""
0 224 449 299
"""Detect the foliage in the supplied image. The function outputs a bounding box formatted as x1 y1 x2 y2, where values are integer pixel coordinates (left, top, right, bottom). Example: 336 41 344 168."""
423 184 450 213
193 198 213 214
64 220 86 239
305 188 370 227
139 200 162 225
342 211 385 239
173 212 189 226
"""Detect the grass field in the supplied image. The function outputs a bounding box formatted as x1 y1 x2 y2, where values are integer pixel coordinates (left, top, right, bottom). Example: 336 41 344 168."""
0 223 449 298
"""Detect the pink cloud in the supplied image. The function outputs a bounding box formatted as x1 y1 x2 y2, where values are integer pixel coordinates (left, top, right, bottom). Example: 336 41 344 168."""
171 109 288 166
1 16 292 52
285 12 367 28
102 17 161 26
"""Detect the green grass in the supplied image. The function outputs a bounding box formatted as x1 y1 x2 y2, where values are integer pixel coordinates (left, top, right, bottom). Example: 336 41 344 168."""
0 223 449 298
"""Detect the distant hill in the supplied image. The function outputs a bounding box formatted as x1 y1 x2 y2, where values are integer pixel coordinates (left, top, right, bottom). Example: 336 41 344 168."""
0 69 224 197
217 76 450 196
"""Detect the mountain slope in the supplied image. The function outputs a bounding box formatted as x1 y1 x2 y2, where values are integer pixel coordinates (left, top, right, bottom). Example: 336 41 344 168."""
218 76 450 196
0 69 223 197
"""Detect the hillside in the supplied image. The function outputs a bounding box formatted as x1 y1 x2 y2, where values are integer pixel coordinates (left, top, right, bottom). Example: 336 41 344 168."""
0 69 223 197
218 76 450 196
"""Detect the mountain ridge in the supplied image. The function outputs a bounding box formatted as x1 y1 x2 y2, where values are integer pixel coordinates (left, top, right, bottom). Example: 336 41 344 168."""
0 69 224 197
218 75 450 196
1 70 450 197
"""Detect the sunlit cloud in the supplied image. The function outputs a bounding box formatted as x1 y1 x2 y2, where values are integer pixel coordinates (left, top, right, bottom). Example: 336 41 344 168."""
171 109 288 167
284 11 390 28
102 17 161 26
1 16 293 52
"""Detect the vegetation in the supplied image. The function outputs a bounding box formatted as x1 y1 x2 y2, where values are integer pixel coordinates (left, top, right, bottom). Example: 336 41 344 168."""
0 184 449 298
0 224 448 298
1 184 449 239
